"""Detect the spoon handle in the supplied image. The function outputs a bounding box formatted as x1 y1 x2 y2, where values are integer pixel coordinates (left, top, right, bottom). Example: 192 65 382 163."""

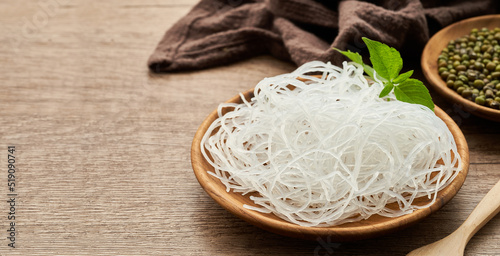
460 179 500 242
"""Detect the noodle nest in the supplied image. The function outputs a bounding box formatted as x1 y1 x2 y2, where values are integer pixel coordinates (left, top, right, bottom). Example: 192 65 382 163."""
201 61 461 227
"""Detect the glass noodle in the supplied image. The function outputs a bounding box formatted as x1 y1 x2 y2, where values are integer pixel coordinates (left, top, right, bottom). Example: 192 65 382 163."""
201 61 461 227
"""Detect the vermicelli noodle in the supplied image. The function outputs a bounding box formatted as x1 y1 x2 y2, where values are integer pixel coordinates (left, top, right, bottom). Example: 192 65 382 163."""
201 61 461 227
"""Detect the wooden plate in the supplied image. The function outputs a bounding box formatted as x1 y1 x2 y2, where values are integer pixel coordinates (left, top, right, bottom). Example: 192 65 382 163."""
422 14 500 122
191 89 470 241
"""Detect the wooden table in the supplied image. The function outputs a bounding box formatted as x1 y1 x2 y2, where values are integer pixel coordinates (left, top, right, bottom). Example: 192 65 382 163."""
0 1 499 255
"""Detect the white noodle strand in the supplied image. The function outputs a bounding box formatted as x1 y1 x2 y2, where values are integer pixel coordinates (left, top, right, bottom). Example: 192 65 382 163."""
201 61 462 227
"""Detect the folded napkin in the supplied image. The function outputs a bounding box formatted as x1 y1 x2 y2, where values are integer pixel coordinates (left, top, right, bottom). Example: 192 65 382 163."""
148 0 499 73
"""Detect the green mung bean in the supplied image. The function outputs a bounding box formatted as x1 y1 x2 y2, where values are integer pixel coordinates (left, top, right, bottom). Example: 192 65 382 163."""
438 27 500 109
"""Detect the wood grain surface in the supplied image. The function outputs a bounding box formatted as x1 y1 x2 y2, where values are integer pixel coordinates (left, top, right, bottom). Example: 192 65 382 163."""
0 1 499 255
407 179 500 256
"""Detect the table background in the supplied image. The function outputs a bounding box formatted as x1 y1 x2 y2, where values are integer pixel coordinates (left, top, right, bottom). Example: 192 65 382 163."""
0 1 499 255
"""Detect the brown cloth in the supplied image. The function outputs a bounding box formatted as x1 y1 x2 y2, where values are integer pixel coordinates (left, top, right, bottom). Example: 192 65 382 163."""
148 0 499 73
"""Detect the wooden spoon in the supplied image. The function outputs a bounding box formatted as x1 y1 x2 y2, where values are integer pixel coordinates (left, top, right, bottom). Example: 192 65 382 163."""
407 179 500 256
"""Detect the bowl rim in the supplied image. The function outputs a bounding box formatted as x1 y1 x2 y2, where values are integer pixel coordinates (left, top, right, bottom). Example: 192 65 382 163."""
421 14 500 122
191 89 470 241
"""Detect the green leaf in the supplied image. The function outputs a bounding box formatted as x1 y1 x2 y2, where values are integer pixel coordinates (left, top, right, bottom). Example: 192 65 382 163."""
333 38 435 111
379 82 394 98
334 48 381 82
393 79 434 111
335 49 363 65
362 37 402 81
392 70 413 84
363 65 377 81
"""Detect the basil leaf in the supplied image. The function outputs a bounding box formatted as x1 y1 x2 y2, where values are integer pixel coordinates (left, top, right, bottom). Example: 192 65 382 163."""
334 38 435 111
363 65 378 82
362 37 402 81
379 82 394 98
392 70 413 84
336 49 363 65
393 79 434 111
335 48 380 81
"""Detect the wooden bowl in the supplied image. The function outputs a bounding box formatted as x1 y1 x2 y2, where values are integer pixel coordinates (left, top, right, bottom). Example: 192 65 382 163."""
422 14 500 122
191 89 470 241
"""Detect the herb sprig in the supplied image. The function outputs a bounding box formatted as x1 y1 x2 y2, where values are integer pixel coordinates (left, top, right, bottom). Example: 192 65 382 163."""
335 37 434 111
